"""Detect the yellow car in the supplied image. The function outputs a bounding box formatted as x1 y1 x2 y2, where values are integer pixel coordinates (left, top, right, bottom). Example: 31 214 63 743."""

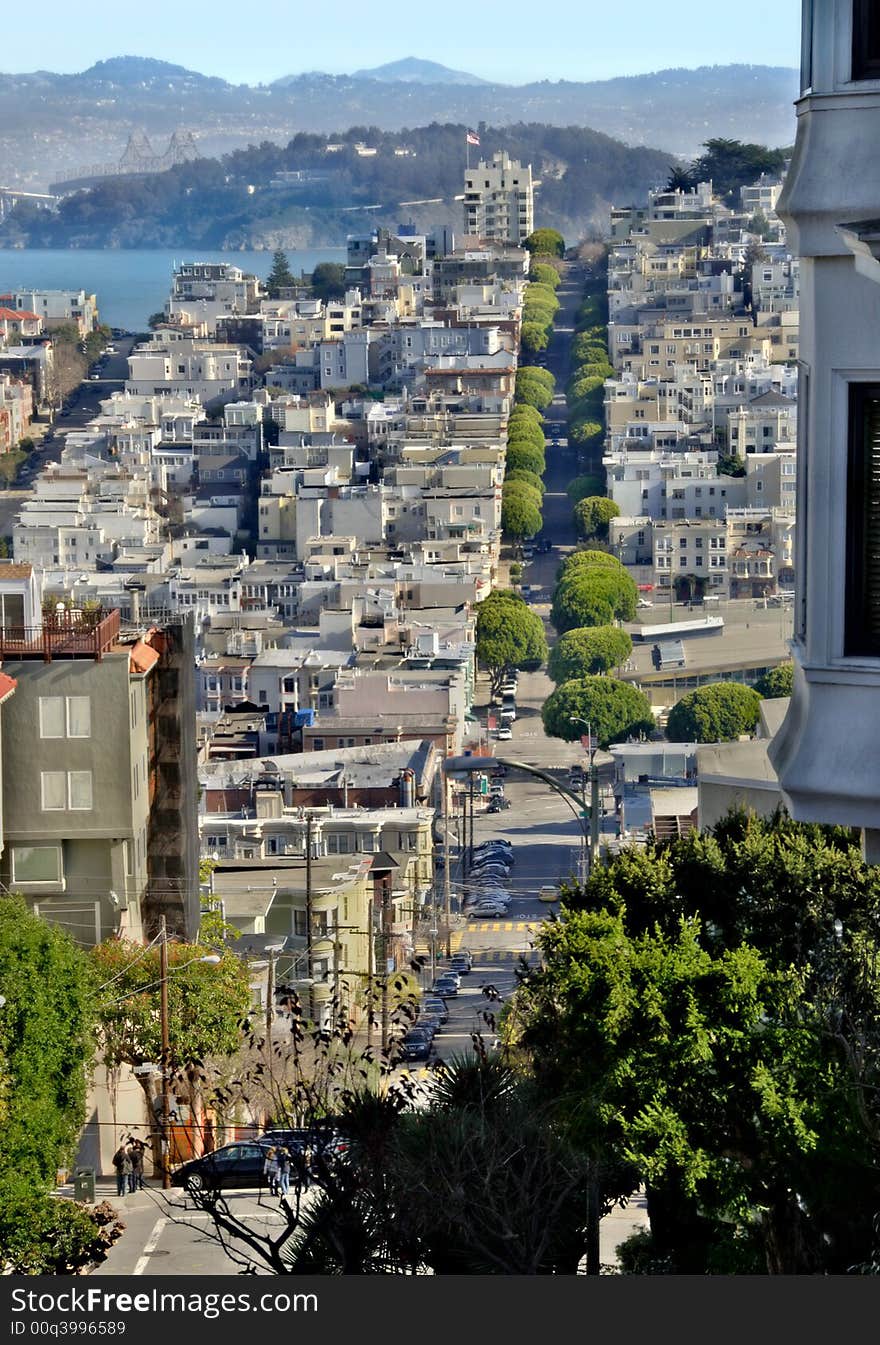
538 886 559 903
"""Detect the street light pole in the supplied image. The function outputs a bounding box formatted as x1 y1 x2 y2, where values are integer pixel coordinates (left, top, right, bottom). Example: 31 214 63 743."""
265 948 275 1114
304 813 316 1027
570 717 601 873
442 770 452 959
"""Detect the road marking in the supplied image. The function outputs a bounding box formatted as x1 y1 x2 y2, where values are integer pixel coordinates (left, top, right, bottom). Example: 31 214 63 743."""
132 1216 167 1275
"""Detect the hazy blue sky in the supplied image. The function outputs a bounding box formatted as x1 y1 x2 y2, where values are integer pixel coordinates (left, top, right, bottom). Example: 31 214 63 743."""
3 0 801 85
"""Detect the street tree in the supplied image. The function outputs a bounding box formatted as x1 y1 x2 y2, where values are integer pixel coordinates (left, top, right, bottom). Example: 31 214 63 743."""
502 482 543 540
552 565 637 633
529 262 561 289
505 468 545 495
566 474 604 504
505 443 546 477
541 676 653 745
666 682 762 742
567 416 604 447
548 625 633 681
521 322 550 353
91 938 252 1170
754 662 794 699
524 228 565 257
476 590 547 693
574 496 620 541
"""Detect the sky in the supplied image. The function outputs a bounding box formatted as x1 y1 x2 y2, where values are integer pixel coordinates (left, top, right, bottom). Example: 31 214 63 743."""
2 0 801 85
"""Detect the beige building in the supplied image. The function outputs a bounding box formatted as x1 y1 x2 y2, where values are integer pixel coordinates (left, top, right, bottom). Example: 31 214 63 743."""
463 152 534 245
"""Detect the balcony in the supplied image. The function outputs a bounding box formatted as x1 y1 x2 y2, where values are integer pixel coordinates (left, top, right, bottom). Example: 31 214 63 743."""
0 608 121 662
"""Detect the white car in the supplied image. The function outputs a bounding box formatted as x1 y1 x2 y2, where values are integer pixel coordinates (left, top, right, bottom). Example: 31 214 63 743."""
637 598 653 608
496 726 513 740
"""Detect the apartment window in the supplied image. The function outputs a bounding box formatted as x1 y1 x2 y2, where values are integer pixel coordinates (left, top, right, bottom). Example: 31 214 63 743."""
11 845 63 885
853 0 880 80
41 771 66 811
845 383 880 654
124 840 134 877
68 771 93 810
39 697 65 739
312 738 324 751
66 696 90 738
0 592 24 629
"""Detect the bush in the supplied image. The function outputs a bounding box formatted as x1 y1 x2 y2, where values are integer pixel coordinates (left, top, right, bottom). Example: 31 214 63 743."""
666 682 762 743
548 625 633 681
0 1181 124 1275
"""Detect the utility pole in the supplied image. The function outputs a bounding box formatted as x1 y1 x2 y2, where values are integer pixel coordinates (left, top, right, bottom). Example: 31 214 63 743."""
305 813 316 1026
380 879 391 1054
159 915 172 1191
589 755 601 871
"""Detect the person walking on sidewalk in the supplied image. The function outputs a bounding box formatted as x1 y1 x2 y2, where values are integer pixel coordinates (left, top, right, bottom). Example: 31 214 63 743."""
128 1140 145 1192
262 1146 280 1197
275 1145 291 1199
112 1143 132 1198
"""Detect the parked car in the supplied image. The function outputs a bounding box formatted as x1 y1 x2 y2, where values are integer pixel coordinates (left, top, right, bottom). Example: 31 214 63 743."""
402 1030 433 1061
500 708 516 722
539 885 560 903
495 726 513 740
421 996 449 1023
489 782 505 797
171 1142 268 1192
432 975 459 996
475 842 513 860
449 953 472 974
258 1127 349 1161
486 798 510 814
468 904 507 919
418 1013 443 1035
434 968 460 988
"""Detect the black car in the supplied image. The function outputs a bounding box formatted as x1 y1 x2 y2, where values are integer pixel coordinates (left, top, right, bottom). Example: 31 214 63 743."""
421 996 449 1022
432 975 459 997
402 1030 433 1061
449 956 472 975
486 798 510 814
171 1141 268 1192
258 1127 349 1162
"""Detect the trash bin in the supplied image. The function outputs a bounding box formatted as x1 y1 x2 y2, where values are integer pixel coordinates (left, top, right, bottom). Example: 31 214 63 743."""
73 1167 95 1203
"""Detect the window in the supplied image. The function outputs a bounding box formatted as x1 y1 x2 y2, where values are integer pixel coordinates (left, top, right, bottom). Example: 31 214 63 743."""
845 383 880 654
41 771 65 810
853 0 880 80
11 845 63 885
0 591 24 629
66 696 90 738
39 697 65 739
68 771 93 810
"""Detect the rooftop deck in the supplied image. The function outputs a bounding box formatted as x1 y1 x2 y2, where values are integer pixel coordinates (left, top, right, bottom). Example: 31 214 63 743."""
0 608 121 661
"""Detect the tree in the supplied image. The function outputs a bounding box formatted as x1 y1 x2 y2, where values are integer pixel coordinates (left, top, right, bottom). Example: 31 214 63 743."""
552 566 637 633
717 450 747 477
754 662 794 699
476 590 547 694
572 331 608 364
574 496 620 541
541 677 653 746
502 483 542 540
506 443 545 477
521 322 549 354
568 373 608 404
508 402 544 427
506 418 546 450
548 625 633 681
567 417 604 447
91 938 252 1171
524 228 565 257
266 249 295 298
529 262 561 289
504 467 545 495
517 365 555 396
0 896 120 1275
566 474 604 504
558 549 624 581
311 262 347 301
515 377 554 411
517 811 880 1273
690 138 788 202
666 682 762 743
665 164 695 192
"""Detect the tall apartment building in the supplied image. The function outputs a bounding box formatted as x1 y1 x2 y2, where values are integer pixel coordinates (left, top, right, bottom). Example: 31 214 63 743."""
0 564 198 945
463 152 534 245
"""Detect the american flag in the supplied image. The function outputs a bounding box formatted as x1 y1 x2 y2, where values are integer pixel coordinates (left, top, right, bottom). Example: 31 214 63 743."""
466 130 480 146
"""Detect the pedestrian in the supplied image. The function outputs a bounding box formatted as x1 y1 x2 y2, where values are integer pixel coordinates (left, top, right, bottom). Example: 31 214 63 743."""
263 1146 280 1196
276 1145 290 1198
301 1141 312 1191
128 1140 145 1192
112 1142 132 1198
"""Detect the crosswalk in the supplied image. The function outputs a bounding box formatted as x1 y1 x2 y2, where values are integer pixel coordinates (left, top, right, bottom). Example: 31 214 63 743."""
414 922 537 951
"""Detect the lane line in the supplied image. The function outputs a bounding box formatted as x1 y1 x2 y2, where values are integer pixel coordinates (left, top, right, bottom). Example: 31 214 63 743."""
132 1215 167 1275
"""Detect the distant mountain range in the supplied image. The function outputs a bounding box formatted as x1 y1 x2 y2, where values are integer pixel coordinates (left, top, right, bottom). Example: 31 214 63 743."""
0 56 799 193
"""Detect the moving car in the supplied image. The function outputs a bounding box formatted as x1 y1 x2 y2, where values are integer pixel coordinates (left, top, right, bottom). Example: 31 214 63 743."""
486 797 510 813
449 954 472 975
495 726 513 740
467 904 508 919
432 975 459 996
539 885 560 903
500 707 516 722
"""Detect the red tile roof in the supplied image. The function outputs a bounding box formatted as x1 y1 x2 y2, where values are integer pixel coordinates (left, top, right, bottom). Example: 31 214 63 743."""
0 672 17 704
